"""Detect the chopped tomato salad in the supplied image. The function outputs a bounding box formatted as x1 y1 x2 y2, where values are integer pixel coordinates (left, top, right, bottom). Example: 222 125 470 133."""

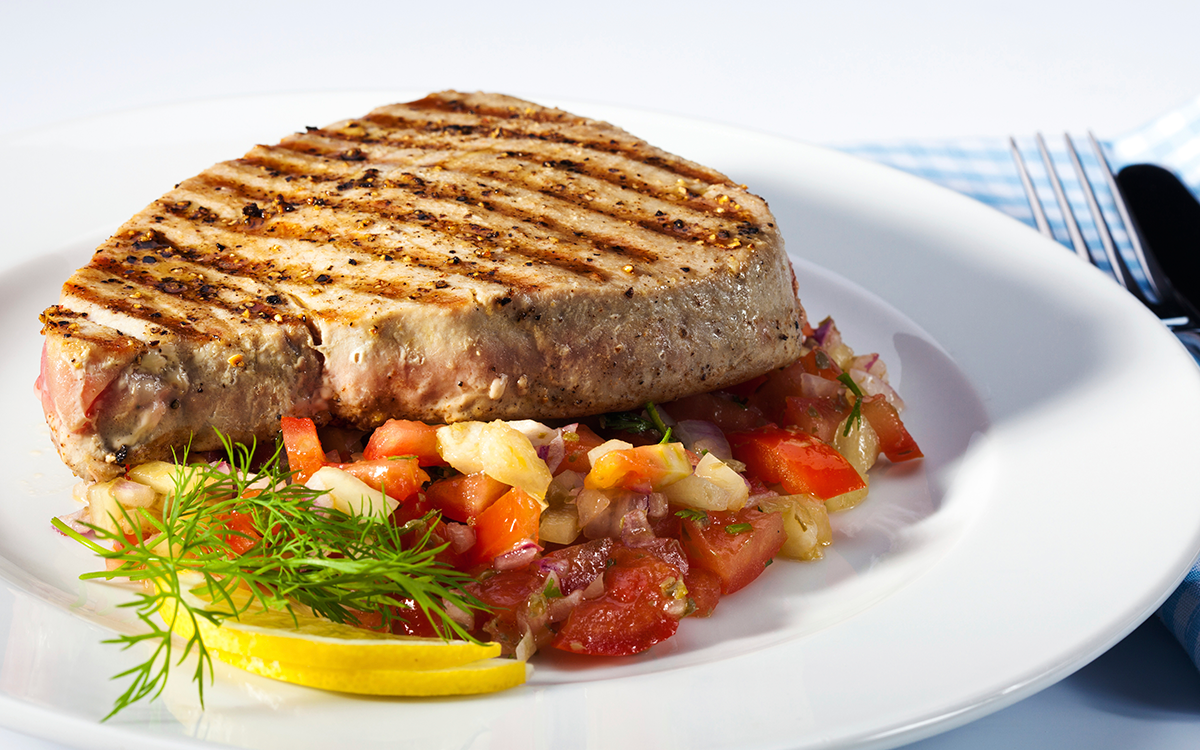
271 315 921 658
76 315 921 662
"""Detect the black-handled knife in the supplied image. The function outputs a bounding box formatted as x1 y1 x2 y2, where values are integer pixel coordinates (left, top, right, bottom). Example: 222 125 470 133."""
1115 164 1200 318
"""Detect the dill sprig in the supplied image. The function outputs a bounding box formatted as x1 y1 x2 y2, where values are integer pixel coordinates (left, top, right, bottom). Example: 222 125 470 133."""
54 433 485 720
836 373 866 437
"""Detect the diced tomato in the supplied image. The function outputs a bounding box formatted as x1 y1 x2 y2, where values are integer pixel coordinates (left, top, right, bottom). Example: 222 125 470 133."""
782 396 851 443
466 567 544 648
471 487 543 565
362 419 447 466
332 457 430 502
682 566 722 617
344 609 388 633
387 492 433 528
425 471 511 523
584 443 691 493
860 395 923 462
660 391 766 433
556 424 606 475
551 546 685 656
680 507 785 595
746 359 809 420
217 510 261 556
729 424 867 500
280 416 325 483
388 598 443 638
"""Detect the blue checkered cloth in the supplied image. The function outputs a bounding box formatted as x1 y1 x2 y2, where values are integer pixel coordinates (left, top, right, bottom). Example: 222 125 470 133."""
833 94 1200 672
836 96 1200 293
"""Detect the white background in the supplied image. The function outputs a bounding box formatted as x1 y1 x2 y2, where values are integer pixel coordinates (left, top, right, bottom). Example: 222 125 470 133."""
4 1 1200 748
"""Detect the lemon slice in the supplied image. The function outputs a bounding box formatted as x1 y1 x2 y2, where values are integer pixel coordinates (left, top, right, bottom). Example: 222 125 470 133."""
212 649 530 696
160 599 501 671
153 577 525 696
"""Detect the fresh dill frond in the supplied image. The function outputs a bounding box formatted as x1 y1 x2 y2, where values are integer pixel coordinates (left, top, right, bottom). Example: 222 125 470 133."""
60 432 485 720
674 508 709 524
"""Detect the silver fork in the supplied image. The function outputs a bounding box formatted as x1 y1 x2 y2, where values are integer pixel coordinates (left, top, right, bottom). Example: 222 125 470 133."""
1010 133 1200 360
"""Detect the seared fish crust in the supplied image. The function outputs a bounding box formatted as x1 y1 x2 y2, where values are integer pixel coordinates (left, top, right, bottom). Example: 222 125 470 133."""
38 91 804 480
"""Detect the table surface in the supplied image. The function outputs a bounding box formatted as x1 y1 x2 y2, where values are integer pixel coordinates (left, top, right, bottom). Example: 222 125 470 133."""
4 2 1200 748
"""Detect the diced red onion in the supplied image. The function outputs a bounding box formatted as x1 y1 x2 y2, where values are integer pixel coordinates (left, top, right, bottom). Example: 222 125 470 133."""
800 373 841 399
494 543 541 571
619 508 656 547
539 538 614 595
852 353 882 374
547 469 583 507
443 599 475 630
673 420 732 461
54 507 91 535
442 522 475 554
112 480 157 508
576 488 611 527
647 492 669 519
813 318 834 346
582 573 606 599
245 473 275 492
849 368 906 411
546 589 584 623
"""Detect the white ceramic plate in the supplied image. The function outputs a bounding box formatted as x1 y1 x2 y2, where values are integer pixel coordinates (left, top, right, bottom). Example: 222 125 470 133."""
2 93 1199 750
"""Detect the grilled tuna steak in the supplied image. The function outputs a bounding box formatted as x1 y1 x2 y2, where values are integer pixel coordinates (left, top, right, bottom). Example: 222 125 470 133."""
38 91 804 481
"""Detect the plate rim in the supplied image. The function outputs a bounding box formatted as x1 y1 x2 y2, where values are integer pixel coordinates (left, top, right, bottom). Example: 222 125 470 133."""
3 91 1200 750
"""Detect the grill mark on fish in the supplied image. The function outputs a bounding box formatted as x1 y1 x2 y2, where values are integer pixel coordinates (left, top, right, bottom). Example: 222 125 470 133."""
238 144 733 255
181 156 649 271
79 229 315 334
114 196 575 306
164 179 612 289
64 276 211 339
137 153 751 312
359 103 726 186
271 129 724 217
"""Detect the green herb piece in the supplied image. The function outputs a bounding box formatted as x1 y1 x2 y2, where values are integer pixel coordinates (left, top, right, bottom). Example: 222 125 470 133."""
675 508 709 524
598 411 656 434
836 372 865 437
58 433 484 720
599 402 673 443
725 523 753 534
543 576 562 599
645 402 673 444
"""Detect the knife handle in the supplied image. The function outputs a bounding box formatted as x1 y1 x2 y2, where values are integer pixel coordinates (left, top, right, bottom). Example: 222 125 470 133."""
1115 164 1200 316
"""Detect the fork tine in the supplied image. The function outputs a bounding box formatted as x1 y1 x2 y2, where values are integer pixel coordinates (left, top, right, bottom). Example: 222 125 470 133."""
1087 132 1168 302
1034 133 1092 262
1062 133 1135 293
1010 138 1052 237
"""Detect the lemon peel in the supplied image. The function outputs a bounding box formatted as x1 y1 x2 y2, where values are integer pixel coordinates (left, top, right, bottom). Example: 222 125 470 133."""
212 650 530 696
156 582 523 695
162 603 501 671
